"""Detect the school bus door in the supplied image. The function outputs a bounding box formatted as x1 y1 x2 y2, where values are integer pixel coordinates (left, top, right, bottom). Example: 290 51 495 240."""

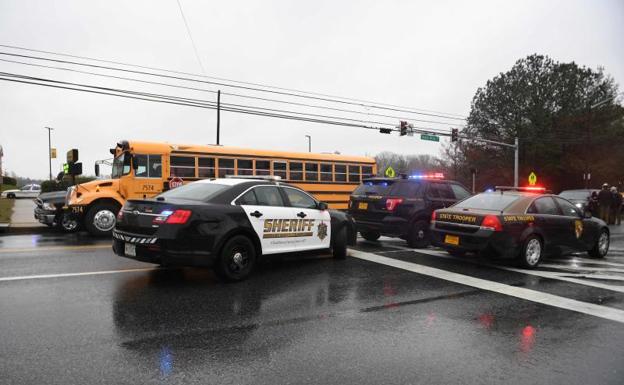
131 154 164 199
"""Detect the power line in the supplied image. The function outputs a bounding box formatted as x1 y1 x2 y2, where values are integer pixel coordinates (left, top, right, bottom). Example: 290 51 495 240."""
0 45 467 121
175 0 206 75
0 57 463 127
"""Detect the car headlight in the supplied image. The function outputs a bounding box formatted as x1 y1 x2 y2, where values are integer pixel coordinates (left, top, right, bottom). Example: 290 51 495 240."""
42 202 56 210
575 203 583 208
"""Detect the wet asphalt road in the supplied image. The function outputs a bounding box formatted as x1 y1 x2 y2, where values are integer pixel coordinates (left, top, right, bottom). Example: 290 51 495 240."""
1 229 624 384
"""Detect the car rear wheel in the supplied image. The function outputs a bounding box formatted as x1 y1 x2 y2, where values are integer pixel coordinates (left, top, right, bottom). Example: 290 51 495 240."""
360 231 380 242
407 220 430 248
519 235 543 268
6 193 15 199
84 202 119 237
214 235 257 282
332 226 348 259
588 229 609 258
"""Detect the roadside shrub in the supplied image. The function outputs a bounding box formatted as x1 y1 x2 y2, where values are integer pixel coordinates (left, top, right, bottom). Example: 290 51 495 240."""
41 176 97 193
1 176 16 186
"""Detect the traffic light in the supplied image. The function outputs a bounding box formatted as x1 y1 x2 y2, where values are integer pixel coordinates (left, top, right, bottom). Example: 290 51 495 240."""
400 121 408 136
66 149 79 163
451 128 459 142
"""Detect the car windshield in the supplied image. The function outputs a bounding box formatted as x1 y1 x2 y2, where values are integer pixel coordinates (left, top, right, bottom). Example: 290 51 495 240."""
559 190 590 200
453 192 521 211
157 182 229 201
111 152 132 179
353 180 396 195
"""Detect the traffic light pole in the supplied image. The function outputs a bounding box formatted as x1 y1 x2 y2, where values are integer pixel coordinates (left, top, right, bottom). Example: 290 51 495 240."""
45 126 54 181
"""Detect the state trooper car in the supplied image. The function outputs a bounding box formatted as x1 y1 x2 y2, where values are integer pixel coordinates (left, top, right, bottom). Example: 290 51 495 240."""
430 186 610 268
112 177 356 281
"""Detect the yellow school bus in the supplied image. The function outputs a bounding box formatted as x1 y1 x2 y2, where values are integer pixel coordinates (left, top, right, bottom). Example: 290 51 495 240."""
67 140 376 236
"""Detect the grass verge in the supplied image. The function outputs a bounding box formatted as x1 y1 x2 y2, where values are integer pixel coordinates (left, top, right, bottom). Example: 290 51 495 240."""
0 198 14 223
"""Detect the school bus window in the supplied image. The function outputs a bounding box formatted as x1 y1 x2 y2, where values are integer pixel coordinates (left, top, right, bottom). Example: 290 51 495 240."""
237 159 253 175
273 161 287 179
290 162 303 181
255 160 270 175
198 157 215 178
362 166 373 178
134 154 162 178
305 163 319 181
170 156 196 178
218 158 235 178
335 164 346 182
320 163 333 181
348 165 361 182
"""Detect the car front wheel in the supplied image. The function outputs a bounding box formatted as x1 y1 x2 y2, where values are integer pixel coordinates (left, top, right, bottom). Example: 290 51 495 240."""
332 226 348 259
589 229 609 258
57 212 80 233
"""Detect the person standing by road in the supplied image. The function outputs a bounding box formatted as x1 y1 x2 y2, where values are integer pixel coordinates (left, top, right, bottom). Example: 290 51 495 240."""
611 186 622 226
598 183 612 223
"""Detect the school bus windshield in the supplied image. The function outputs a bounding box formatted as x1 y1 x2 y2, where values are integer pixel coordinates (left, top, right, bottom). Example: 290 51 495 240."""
111 152 132 179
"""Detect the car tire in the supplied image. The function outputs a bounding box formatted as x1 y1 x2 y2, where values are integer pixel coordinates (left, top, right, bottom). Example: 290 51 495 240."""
84 202 119 237
214 235 257 282
519 235 543 268
6 193 15 199
448 249 466 257
57 212 80 233
407 220 430 248
588 229 609 258
332 226 348 259
361 231 380 242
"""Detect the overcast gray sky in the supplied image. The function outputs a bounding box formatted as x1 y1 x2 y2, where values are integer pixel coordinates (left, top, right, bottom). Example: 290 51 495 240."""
0 0 622 179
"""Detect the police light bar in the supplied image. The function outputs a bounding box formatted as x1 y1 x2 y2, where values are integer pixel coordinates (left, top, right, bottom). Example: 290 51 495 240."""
494 186 551 193
408 172 444 180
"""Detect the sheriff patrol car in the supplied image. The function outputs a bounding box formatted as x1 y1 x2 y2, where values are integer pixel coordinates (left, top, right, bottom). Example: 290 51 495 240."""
112 177 356 281
430 186 610 267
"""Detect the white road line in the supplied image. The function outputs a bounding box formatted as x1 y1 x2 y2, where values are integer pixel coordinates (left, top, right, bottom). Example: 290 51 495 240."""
350 249 624 324
549 257 624 268
0 267 159 282
539 263 624 274
377 246 624 294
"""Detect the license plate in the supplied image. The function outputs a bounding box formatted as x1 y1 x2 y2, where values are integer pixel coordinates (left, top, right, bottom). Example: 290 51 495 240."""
124 243 136 257
358 202 368 210
444 235 460 246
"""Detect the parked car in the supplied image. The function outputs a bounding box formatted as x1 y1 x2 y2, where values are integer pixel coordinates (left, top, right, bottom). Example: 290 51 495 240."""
1 184 41 199
348 174 472 247
559 189 598 212
34 190 80 232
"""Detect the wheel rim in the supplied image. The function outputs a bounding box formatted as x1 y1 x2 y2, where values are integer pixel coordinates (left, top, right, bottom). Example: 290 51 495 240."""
62 215 78 231
525 238 541 265
598 232 609 255
228 247 250 274
93 210 116 232
417 229 425 239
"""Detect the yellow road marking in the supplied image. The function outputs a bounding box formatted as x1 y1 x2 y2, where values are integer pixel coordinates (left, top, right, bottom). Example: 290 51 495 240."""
0 244 111 254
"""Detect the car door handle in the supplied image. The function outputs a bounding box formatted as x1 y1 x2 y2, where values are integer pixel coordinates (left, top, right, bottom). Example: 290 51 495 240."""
250 210 263 218
297 212 307 218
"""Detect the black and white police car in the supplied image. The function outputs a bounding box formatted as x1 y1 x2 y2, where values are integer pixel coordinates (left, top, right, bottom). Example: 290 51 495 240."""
112 176 356 281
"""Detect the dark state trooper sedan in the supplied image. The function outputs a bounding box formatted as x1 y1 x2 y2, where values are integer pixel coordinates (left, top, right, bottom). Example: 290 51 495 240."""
430 187 610 267
112 177 356 281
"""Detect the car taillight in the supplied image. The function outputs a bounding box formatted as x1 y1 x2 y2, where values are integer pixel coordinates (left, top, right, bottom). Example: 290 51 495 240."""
386 198 403 211
481 215 502 231
431 211 437 221
165 210 192 224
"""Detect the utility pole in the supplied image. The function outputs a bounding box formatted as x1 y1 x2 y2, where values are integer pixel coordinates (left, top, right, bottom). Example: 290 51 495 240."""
305 135 311 152
514 137 519 188
216 90 221 145
45 126 54 180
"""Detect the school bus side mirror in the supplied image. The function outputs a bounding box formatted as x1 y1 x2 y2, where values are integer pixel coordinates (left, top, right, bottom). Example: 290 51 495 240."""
94 164 100 177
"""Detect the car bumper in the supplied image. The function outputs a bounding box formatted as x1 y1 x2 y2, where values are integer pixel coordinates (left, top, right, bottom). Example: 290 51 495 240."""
430 225 518 258
354 217 409 237
34 208 56 225
112 229 216 267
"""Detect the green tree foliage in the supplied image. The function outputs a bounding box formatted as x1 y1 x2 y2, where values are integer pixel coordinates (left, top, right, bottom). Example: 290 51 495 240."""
451 54 624 192
375 152 441 176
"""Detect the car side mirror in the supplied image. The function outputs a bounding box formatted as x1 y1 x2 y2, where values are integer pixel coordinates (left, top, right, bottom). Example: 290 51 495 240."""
94 164 100 177
317 202 328 211
583 210 592 219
